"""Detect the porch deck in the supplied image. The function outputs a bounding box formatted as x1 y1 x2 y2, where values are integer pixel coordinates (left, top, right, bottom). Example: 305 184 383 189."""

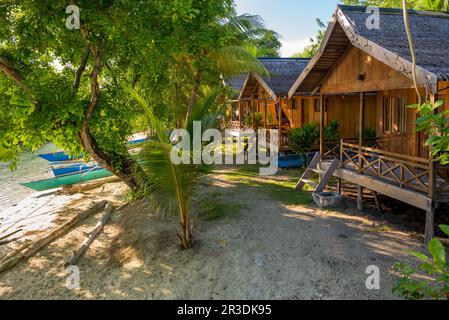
319 142 449 212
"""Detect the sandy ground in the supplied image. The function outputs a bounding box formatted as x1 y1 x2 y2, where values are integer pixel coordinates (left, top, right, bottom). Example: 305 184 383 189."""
0 170 425 300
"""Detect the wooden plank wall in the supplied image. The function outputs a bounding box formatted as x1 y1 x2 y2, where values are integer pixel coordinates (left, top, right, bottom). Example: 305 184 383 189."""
320 46 415 94
438 81 449 112
326 95 376 139
376 88 420 157
302 97 321 125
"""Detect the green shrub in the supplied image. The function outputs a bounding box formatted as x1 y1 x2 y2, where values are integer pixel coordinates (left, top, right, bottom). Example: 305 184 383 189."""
244 112 264 129
289 123 319 167
393 224 449 300
324 120 340 139
355 127 377 139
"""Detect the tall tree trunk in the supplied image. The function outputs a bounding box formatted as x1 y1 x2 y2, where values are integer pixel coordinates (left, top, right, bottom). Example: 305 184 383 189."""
1 49 146 191
78 45 145 190
185 70 202 124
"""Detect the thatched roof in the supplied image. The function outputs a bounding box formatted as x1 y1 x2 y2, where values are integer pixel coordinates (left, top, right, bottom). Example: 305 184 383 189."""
289 5 449 97
226 58 310 100
224 74 247 100
257 58 311 96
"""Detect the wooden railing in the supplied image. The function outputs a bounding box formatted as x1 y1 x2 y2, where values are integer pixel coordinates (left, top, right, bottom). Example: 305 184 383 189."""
340 141 434 196
229 121 241 130
322 138 377 160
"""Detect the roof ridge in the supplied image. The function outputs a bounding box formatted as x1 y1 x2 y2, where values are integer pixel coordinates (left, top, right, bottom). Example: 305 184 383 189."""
338 4 449 18
257 57 310 61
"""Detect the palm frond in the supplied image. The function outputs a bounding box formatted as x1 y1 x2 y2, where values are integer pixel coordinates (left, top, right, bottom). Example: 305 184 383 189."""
223 14 266 39
212 45 269 77
186 87 223 134
130 88 212 211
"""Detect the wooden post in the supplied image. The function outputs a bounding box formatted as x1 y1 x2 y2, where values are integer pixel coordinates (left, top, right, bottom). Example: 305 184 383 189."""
224 101 228 128
428 93 436 199
338 138 344 195
238 100 242 129
357 92 364 211
357 186 363 211
264 98 267 129
290 98 294 129
424 92 437 244
425 207 435 245
319 94 324 159
278 97 282 151
358 92 364 173
251 95 255 130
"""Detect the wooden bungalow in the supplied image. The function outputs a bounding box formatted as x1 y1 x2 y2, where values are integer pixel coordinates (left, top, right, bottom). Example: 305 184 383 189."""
227 57 319 152
289 5 449 243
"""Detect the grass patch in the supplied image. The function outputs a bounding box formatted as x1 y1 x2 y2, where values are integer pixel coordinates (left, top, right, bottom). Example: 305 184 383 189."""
259 180 312 206
196 193 242 221
220 169 313 206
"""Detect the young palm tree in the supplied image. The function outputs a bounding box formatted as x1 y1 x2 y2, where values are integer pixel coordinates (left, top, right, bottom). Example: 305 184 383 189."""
131 88 223 249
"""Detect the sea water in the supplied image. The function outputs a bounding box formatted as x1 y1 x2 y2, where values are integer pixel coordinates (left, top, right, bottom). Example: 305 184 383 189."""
0 144 59 212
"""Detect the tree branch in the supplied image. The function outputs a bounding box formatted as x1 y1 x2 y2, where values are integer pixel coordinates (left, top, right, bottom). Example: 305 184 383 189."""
0 57 28 91
73 48 90 92
85 44 104 122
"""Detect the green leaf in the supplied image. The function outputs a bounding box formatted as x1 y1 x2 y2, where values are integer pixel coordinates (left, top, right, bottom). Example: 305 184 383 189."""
428 238 446 266
439 225 449 237
405 250 430 262
432 100 445 110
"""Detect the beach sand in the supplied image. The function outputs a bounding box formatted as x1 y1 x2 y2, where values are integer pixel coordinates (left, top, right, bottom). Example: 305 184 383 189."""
0 170 424 299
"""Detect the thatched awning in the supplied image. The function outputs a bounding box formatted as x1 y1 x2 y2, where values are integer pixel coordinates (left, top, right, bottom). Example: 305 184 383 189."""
289 5 449 97
224 74 247 100
239 58 310 100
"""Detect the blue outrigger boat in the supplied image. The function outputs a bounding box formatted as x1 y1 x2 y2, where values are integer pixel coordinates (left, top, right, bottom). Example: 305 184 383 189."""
38 136 149 163
21 168 113 191
38 151 82 162
51 163 103 177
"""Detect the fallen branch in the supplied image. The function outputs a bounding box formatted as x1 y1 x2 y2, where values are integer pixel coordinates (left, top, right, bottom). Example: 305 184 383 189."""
58 176 121 195
0 200 108 274
66 203 114 266
0 237 21 246
0 229 22 242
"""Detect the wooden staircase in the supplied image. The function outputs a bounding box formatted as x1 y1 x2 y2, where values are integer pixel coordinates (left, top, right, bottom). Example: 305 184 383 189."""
296 153 340 193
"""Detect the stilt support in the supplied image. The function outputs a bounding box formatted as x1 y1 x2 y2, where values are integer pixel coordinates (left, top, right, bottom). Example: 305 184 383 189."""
425 207 435 245
357 186 363 211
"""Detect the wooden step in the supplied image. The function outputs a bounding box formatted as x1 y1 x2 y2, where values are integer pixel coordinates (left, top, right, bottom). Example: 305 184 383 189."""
315 158 340 193
296 152 320 190
310 168 327 175
301 179 318 189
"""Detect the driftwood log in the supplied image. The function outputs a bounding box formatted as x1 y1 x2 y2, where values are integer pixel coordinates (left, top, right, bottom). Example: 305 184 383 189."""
66 203 114 266
58 176 121 195
0 200 108 274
